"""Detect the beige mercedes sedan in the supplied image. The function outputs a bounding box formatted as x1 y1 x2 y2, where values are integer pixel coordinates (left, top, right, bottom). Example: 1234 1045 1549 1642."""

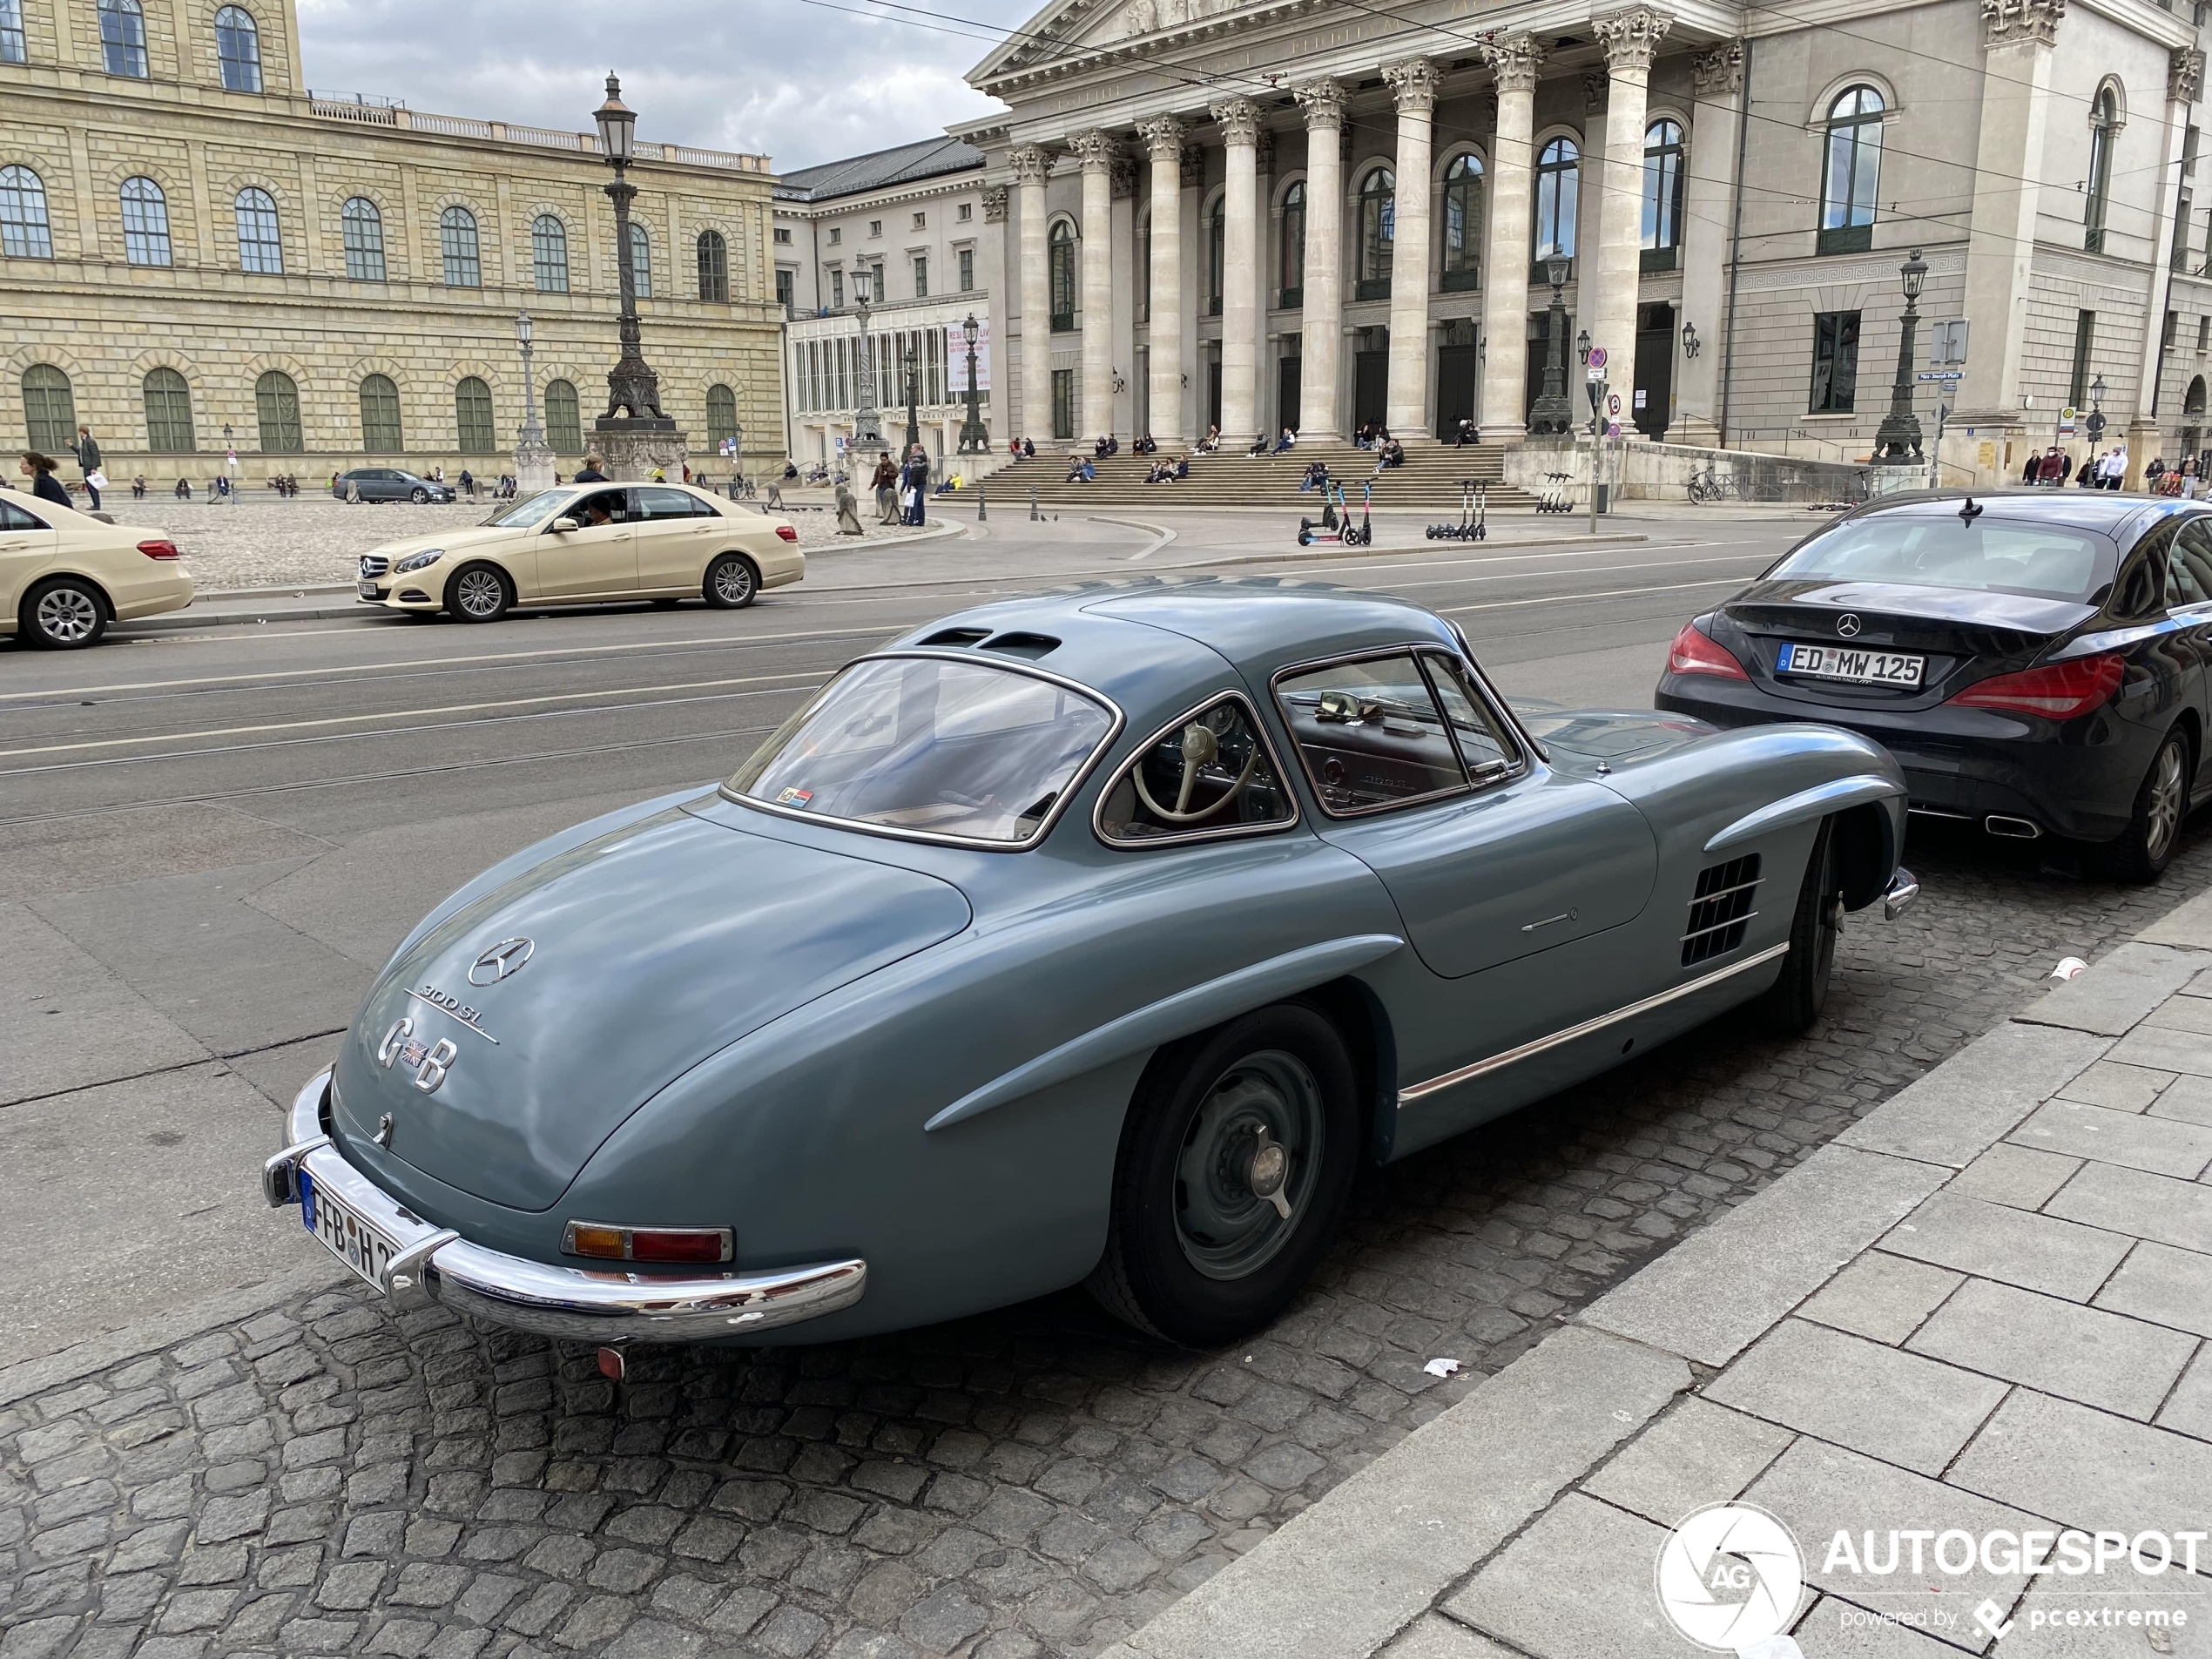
2 485 194 649
356 482 806 623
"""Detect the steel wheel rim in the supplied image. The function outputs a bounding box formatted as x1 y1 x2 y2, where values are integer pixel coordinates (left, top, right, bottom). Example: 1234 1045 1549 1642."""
1173 1049 1323 1281
36 588 98 643
715 559 753 604
2148 740 2186 860
456 570 503 617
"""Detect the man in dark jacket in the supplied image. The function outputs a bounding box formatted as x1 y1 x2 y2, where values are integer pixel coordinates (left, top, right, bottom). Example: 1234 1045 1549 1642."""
71 426 103 509
19 452 75 509
900 446 929 526
572 454 609 483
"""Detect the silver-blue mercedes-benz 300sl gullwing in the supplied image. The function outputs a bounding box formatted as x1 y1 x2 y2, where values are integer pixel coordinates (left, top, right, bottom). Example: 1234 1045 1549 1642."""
263 581 1918 1348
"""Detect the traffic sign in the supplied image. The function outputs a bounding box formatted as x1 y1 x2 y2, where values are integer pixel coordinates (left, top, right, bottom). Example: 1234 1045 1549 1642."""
1608 394 1622 415
1916 369 1963 381
1607 421 1622 439
1588 347 1608 369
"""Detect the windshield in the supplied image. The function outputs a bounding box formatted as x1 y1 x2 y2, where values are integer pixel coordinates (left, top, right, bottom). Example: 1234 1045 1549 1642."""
1768 516 2116 603
482 489 578 529
726 656 1116 846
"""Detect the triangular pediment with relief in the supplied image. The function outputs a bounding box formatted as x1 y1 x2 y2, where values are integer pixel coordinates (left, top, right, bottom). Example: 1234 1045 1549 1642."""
971 0 1283 85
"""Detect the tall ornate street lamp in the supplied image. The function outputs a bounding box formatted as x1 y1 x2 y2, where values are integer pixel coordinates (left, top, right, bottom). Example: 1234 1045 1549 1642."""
1874 248 1930 463
513 308 555 492
592 76 664 426
850 265 886 458
957 313 991 455
902 341 922 459
1527 257 1575 436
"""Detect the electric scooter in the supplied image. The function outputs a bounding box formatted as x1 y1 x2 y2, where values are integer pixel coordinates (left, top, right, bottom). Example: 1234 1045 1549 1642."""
1428 480 1488 541
1298 480 1372 546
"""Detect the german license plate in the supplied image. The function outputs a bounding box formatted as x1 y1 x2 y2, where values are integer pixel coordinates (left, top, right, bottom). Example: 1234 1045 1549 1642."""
358 581 381 599
299 1168 397 1288
1777 642 1925 686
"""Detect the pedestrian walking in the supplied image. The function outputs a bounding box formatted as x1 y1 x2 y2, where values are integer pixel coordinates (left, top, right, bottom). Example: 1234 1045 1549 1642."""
871 454 899 523
71 425 103 509
900 445 929 526
2106 445 2129 489
18 451 75 509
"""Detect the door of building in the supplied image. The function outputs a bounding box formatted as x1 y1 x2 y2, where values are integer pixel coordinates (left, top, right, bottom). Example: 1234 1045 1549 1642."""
1278 355 1302 434
1435 346 1478 439
1634 303 1675 441
1353 350 1387 431
1207 358 1222 435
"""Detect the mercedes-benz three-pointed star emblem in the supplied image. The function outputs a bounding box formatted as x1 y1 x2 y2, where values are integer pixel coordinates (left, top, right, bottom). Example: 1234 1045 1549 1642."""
1836 614 1863 637
469 937 535 986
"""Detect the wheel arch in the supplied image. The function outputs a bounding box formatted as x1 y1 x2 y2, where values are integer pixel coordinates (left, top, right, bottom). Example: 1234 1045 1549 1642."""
1831 799 1898 913
19 569 116 631
444 557 516 604
1290 974 1398 1164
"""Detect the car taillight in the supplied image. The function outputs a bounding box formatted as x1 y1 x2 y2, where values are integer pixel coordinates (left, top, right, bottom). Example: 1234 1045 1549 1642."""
1666 621 1749 680
137 539 181 560
563 1221 732 1264
1946 652 2125 719
774 524 799 543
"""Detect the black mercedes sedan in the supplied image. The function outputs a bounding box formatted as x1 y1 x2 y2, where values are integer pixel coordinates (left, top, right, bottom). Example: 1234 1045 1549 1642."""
1655 489 2210 880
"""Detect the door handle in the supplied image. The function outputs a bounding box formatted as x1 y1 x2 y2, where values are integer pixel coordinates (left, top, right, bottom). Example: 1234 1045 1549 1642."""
0 540 28 550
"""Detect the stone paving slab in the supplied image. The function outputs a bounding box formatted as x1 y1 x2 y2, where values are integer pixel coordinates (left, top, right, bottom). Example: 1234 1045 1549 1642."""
2014 942 2211 1036
1903 1277 2197 1420
1835 1022 2113 1170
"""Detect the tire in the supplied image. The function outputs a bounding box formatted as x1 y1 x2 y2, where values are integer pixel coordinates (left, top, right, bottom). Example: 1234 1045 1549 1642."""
20 576 108 649
410 487 429 504
1086 1004 1359 1346
1758 818 1842 1034
2089 725 2191 883
445 563 511 624
704 551 759 609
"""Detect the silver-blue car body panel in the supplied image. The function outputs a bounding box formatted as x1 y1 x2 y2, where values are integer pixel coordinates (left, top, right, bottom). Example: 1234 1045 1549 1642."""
265 579 1911 1343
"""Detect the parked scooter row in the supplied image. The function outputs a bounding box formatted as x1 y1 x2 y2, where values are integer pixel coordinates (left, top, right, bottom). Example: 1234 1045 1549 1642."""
1427 480 1489 540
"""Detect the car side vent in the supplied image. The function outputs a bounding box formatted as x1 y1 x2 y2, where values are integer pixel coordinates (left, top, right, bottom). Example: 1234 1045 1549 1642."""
1682 853 1760 967
918 627 992 648
981 631 1061 659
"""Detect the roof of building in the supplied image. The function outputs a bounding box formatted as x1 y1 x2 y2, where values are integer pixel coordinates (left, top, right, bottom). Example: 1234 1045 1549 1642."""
774 136 985 204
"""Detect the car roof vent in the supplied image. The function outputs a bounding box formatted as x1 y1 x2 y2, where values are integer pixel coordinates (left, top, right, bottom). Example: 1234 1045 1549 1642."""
917 626 992 648
980 631 1061 659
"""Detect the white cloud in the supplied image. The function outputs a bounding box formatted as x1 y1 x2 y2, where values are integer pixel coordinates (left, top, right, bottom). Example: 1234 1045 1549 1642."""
294 0 1034 171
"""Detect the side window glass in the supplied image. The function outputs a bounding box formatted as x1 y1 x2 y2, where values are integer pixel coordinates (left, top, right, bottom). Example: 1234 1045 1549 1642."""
1275 652 1468 816
1421 654 1521 780
1096 693 1297 844
637 487 698 520
0 501 47 530
569 489 630 526
2174 521 2212 606
2115 526 2168 620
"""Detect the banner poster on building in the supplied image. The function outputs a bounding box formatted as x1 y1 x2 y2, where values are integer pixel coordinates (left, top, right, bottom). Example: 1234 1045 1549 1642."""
945 317 991 392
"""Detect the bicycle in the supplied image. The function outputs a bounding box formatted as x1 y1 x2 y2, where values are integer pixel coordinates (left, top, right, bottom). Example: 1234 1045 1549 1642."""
1686 464 1737 505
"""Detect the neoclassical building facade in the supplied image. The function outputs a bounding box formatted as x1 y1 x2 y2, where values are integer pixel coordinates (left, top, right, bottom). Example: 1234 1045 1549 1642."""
959 0 2212 484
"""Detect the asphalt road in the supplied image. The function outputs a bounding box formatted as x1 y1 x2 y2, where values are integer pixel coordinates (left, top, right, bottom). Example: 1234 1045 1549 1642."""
6 505 2203 1659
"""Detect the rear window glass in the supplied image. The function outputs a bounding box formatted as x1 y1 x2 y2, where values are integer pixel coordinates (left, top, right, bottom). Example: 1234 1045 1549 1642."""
1769 516 2115 603
726 656 1116 846
1276 653 1467 815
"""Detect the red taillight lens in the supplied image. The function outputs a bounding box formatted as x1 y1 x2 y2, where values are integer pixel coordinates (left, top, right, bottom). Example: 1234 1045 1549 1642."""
1946 652 2125 719
563 1222 732 1264
1666 621 1749 680
774 523 799 543
137 539 181 560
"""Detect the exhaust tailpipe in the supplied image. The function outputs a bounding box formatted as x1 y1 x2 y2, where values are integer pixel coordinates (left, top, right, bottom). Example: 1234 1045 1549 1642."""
1985 815 2041 840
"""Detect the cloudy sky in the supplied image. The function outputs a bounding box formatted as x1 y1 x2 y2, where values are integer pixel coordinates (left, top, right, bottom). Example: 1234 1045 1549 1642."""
295 0 1035 172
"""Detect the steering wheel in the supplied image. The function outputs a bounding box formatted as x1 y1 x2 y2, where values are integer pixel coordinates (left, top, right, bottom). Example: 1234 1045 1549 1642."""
1132 719 1262 824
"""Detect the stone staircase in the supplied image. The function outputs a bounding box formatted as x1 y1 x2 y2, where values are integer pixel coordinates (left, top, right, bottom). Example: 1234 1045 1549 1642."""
972 442 1545 512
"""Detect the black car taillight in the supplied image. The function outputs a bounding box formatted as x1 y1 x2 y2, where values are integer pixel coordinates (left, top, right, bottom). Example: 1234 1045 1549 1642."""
1946 652 2124 719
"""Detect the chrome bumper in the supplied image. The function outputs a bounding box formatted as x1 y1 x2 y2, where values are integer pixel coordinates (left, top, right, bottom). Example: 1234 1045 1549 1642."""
262 1070 867 1342
1883 867 1920 921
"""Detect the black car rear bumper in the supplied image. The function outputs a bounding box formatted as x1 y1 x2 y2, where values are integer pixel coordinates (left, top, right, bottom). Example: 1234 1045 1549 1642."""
1654 675 2148 843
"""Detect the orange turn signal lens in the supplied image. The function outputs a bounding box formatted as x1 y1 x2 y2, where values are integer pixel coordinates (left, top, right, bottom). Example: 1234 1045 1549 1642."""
562 1221 733 1264
565 1223 627 1260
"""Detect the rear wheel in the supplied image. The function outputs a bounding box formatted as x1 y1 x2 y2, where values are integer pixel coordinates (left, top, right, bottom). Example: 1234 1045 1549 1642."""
705 551 759 609
2091 726 2191 883
410 487 429 504
21 576 108 649
446 563 510 623
1759 818 1842 1034
1086 1005 1358 1346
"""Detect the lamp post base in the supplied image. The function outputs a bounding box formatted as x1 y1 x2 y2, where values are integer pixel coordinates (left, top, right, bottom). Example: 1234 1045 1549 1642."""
515 433 557 495
594 416 688 483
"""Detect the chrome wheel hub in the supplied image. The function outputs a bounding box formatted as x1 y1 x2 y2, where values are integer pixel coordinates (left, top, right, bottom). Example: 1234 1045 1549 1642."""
715 562 752 603
1173 1050 1322 1280
456 570 502 617
36 588 98 643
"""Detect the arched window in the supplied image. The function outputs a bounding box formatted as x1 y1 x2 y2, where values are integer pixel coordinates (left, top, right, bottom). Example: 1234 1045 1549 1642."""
1049 219 1076 329
0 165 52 259
697 229 728 301
359 374 401 452
440 206 480 287
214 6 260 91
627 221 651 299
544 379 581 453
341 197 384 280
2086 87 2118 253
1642 120 1684 270
1204 202 1224 316
98 0 146 77
2 0 27 64
1442 154 1483 292
1820 85 1885 253
1357 166 1395 300
1280 180 1306 306
22 364 77 452
706 383 738 448
120 176 171 266
1534 138 1578 265
253 368 301 452
454 377 494 454
234 187 281 273
142 367 194 453
530 214 568 293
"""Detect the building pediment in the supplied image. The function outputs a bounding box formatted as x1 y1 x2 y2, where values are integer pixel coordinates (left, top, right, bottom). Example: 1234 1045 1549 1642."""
969 0 1326 91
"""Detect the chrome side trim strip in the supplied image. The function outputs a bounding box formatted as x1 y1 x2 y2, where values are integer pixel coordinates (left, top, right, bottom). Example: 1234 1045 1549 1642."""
1397 942 1791 1106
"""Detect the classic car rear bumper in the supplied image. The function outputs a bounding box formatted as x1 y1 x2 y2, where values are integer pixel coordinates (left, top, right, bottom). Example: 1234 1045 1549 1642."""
261 1070 867 1342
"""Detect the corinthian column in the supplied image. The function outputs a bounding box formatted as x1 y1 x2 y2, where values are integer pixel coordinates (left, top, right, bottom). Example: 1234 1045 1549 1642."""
1294 79 1347 439
1479 35 1543 440
1384 58 1440 438
1675 43 1743 446
1010 143 1054 446
1211 97 1262 444
1591 8 1672 418
1137 115 1189 444
1070 130 1119 442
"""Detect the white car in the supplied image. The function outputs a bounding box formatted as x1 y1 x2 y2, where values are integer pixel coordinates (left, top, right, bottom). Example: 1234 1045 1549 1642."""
1 485 193 649
356 482 806 622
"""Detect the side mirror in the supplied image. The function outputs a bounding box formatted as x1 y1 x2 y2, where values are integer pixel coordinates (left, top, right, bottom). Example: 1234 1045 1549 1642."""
550 516 580 533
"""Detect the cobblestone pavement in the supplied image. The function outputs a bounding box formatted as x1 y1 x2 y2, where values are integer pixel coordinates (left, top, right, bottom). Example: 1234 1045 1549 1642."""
1 825 2201 1659
97 501 931 590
